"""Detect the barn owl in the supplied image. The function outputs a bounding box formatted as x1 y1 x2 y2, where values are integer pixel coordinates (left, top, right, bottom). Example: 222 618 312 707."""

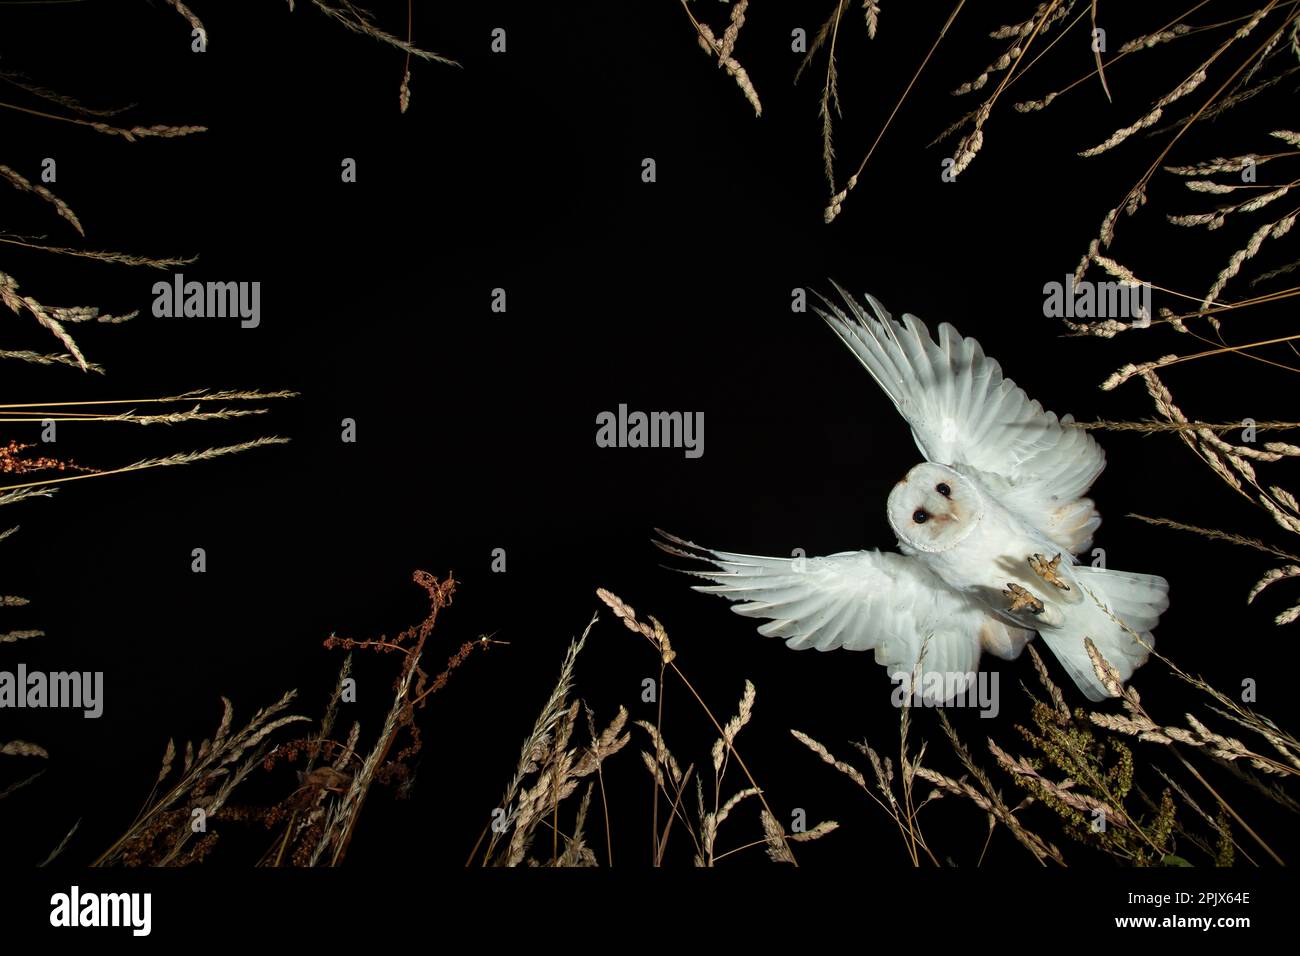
657 287 1169 702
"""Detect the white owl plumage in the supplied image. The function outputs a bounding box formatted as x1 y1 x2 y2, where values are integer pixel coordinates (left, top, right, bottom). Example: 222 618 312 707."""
658 287 1169 702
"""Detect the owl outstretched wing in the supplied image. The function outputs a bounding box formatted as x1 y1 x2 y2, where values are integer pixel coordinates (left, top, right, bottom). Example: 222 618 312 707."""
816 286 1106 554
654 529 1031 701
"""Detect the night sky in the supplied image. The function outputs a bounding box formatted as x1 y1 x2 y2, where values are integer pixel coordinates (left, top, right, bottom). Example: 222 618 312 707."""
1 0 1296 935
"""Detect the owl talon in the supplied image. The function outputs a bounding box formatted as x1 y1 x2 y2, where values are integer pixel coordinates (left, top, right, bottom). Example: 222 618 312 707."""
1028 553 1070 591
1004 582 1045 615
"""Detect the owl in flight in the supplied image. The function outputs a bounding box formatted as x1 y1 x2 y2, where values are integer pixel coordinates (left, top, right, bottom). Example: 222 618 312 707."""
657 287 1169 702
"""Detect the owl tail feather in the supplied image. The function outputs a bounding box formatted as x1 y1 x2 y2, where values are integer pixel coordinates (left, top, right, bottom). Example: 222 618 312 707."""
1037 565 1170 702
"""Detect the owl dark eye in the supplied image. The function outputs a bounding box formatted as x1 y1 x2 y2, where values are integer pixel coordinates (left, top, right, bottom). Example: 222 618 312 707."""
936 483 951 497
913 509 928 524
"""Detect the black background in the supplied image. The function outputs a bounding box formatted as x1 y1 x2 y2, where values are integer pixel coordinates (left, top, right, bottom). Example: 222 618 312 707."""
1 0 1297 930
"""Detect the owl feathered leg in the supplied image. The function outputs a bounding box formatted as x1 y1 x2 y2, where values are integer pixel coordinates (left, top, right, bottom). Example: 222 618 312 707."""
1028 553 1071 591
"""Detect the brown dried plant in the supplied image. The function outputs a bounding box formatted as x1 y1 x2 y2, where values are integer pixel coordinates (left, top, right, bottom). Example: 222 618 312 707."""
75 570 493 867
1 53 290 514
1092 369 1300 626
1 137 291 788
311 571 494 865
596 588 831 866
0 0 464 863
471 615 631 867
92 692 310 866
681 0 762 118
